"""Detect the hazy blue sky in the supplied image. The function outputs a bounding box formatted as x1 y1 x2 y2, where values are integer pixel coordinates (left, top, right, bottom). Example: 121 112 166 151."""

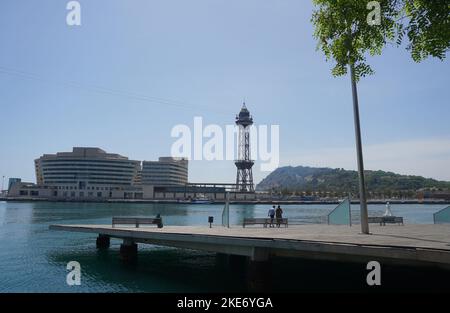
0 0 449 187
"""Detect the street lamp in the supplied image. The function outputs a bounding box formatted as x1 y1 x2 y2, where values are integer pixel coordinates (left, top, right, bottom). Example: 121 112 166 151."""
349 63 370 235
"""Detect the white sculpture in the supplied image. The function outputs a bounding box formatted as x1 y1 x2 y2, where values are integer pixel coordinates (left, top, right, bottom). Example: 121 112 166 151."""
383 202 393 217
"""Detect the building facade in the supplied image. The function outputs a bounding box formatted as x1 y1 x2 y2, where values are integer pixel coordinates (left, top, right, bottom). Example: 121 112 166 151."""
141 157 188 186
6 147 262 202
34 147 141 199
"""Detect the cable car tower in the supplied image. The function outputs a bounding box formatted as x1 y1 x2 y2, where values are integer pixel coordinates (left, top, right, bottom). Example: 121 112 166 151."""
235 103 254 192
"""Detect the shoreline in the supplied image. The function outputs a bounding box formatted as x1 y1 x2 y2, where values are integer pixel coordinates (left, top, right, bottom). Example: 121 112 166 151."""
1 197 449 205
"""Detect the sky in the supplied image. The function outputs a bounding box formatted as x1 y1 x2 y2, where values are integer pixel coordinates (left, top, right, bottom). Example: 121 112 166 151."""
0 0 449 188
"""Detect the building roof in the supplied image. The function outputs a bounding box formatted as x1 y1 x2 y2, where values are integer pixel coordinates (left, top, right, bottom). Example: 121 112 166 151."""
37 147 132 161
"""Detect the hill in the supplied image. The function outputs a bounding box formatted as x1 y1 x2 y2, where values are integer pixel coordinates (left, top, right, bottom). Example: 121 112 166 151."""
256 166 450 196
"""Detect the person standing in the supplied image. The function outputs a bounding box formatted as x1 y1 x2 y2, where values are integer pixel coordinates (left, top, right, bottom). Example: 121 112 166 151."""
275 205 283 228
268 205 276 227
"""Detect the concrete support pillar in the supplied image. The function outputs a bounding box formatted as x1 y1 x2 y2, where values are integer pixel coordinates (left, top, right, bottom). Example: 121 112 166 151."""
96 234 110 249
120 238 137 262
216 253 229 267
229 254 248 278
247 248 271 291
251 248 269 262
216 253 246 270
246 259 271 292
216 250 271 291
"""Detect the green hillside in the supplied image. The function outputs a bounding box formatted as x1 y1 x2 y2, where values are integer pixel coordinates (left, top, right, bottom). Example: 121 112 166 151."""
256 166 450 196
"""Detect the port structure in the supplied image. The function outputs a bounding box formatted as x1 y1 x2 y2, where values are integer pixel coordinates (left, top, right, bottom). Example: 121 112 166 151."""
235 103 254 192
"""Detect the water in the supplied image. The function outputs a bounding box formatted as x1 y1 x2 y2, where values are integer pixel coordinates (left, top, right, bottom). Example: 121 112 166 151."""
0 201 448 292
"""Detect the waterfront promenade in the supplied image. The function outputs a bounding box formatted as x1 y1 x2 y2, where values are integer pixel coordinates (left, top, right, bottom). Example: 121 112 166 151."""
50 223 450 269
4 197 449 205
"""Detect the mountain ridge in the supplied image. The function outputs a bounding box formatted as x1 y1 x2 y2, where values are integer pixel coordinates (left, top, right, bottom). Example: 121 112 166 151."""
256 165 450 195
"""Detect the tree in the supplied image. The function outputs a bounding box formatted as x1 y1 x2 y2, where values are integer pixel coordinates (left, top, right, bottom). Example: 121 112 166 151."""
312 0 449 80
311 0 449 233
401 0 450 61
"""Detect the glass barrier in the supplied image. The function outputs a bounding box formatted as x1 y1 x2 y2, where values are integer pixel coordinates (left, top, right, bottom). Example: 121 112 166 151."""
328 197 351 226
434 206 450 224
221 192 230 227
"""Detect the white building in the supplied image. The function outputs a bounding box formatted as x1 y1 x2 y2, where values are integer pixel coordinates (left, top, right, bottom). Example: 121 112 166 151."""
141 157 188 186
34 147 141 199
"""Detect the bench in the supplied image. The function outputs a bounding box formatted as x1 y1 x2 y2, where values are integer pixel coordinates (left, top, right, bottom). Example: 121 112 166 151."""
243 218 288 228
368 216 403 226
112 217 163 228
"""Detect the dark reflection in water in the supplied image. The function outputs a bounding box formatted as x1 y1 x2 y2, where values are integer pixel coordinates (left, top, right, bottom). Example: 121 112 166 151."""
47 247 247 292
0 201 447 292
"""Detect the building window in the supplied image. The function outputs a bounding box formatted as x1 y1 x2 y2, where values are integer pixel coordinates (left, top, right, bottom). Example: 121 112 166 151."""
79 192 84 197
71 192 75 197
97 192 102 197
124 192 133 199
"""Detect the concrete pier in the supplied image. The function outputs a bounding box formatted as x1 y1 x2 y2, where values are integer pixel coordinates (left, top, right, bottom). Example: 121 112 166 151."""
49 224 450 269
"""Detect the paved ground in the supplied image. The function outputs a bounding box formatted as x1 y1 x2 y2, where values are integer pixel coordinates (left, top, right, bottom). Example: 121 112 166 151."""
52 223 450 251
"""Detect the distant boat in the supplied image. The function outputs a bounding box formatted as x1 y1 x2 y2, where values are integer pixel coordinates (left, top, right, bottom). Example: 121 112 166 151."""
191 194 213 204
178 194 213 204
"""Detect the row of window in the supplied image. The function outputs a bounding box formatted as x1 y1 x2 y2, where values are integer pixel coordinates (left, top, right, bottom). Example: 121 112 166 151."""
43 176 132 181
142 166 187 172
142 170 187 177
44 181 132 185
19 190 39 196
41 159 138 166
42 169 136 174
18 190 139 198
60 191 108 198
40 164 138 171
142 176 187 182
57 186 113 191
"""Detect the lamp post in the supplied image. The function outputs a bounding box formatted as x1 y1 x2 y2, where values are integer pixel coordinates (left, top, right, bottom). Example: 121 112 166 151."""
350 63 370 234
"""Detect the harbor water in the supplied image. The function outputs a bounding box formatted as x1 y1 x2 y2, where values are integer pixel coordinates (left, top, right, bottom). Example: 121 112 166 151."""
0 201 448 292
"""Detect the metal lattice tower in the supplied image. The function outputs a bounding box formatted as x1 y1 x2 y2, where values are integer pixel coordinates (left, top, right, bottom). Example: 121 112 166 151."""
235 103 254 192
